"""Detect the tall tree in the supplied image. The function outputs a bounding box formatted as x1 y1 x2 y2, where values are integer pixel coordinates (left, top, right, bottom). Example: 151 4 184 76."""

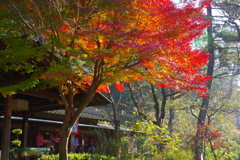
194 0 240 159
0 0 211 159
195 4 215 160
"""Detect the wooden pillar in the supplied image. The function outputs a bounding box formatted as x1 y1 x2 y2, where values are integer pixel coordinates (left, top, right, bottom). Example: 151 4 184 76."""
81 134 84 147
69 135 75 153
1 95 12 160
22 111 29 147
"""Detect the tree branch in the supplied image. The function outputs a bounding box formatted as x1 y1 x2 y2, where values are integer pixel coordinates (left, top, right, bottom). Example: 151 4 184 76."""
0 0 38 36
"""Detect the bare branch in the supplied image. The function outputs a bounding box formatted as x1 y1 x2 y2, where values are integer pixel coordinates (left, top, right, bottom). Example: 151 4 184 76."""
0 0 39 37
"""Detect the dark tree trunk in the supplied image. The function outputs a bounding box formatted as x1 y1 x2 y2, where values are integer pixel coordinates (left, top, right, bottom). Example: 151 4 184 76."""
168 108 174 135
195 5 214 160
107 91 120 143
159 87 167 126
149 84 160 126
59 119 71 160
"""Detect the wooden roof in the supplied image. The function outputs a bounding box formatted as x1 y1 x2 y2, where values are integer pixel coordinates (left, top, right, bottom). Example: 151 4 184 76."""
45 107 112 121
22 107 112 122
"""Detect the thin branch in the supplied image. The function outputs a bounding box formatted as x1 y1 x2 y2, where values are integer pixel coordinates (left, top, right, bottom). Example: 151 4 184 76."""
30 0 44 27
58 85 70 111
0 0 38 36
190 105 203 122
121 60 142 69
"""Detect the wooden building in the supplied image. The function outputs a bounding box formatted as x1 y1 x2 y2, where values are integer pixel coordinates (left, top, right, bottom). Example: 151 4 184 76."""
0 107 113 155
0 37 112 159
0 90 110 159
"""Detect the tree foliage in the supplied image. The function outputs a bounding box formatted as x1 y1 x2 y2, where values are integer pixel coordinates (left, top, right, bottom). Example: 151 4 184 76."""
0 0 211 95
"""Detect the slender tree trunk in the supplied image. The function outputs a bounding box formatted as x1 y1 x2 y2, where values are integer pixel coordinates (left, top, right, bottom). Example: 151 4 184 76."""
168 108 174 135
149 84 160 126
195 5 214 160
59 121 71 160
160 87 167 126
107 91 120 143
167 91 185 135
226 76 234 99
58 83 74 160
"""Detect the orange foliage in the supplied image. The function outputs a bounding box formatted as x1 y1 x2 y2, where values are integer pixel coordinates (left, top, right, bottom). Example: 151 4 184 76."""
3 0 212 96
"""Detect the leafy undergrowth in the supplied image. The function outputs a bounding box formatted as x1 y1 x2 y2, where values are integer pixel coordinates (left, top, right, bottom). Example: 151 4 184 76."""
40 153 117 160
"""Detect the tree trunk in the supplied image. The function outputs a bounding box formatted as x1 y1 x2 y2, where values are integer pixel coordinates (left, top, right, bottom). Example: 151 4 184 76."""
159 87 167 126
107 91 120 143
58 78 101 160
168 108 174 135
226 76 234 99
195 5 214 160
59 122 71 160
149 84 160 126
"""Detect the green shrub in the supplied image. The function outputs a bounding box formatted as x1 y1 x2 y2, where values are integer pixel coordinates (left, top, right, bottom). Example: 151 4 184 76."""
40 153 117 160
163 149 194 160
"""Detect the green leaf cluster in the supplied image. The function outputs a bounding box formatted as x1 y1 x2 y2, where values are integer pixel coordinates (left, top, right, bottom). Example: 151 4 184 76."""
0 37 47 73
0 76 39 95
11 140 21 147
11 128 22 135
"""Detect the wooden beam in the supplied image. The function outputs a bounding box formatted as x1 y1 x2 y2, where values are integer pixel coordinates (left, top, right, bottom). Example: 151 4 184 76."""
1 95 12 160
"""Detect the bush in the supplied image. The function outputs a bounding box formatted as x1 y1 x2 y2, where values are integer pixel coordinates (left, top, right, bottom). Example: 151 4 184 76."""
40 153 117 160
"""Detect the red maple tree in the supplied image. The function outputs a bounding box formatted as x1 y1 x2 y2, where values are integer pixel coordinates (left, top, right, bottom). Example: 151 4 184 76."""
0 0 212 159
